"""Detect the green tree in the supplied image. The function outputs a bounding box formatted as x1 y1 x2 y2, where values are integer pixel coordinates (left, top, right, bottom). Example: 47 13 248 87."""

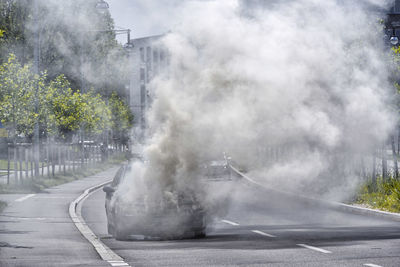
0 53 35 138
109 92 133 145
81 90 111 137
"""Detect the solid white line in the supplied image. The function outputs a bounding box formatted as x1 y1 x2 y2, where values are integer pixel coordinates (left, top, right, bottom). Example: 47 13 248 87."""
221 219 240 226
251 230 276 238
363 264 383 267
297 244 332 254
15 194 35 202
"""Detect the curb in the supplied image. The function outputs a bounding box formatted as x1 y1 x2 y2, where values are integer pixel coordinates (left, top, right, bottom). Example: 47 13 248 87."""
334 202 400 222
69 179 132 267
229 165 400 223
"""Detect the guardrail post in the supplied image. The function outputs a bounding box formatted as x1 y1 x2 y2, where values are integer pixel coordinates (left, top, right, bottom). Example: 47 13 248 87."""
51 143 55 177
47 142 50 178
7 143 10 185
25 146 29 179
382 143 388 180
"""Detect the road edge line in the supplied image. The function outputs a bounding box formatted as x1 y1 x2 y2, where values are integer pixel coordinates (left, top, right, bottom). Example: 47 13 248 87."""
69 179 131 267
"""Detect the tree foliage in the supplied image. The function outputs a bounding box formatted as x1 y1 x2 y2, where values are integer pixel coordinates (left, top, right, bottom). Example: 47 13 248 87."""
109 92 134 145
0 53 35 138
0 54 132 143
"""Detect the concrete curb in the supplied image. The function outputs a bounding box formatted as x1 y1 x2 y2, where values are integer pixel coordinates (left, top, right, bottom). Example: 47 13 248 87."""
69 180 132 267
334 202 400 222
229 165 400 223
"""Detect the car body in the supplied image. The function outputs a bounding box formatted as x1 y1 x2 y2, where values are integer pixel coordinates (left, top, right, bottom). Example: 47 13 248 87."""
103 164 207 240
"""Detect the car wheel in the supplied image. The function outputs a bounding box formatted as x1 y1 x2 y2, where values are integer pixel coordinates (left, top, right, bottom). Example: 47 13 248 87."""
112 207 128 241
114 220 128 241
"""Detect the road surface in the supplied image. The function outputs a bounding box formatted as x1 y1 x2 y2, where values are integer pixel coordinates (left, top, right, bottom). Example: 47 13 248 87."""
1 166 400 266
83 178 400 267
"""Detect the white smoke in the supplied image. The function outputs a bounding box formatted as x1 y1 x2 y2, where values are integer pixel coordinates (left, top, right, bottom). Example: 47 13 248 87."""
119 0 396 236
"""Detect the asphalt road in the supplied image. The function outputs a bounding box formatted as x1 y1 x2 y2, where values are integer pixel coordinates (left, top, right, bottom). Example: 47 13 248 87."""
1 167 399 267
82 179 400 267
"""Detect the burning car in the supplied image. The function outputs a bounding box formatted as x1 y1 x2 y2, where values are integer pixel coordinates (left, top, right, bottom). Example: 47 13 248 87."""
103 164 207 240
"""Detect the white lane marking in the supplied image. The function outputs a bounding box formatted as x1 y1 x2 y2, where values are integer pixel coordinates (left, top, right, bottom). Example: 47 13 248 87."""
297 244 332 254
221 219 240 226
251 230 276 238
108 261 130 266
35 196 71 199
15 194 35 202
363 264 383 267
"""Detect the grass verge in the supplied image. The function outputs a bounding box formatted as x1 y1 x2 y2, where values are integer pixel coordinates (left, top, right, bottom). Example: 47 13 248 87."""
0 154 127 194
356 176 400 213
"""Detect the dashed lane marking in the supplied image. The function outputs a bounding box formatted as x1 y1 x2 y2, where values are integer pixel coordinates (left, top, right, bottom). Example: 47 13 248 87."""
297 244 332 254
108 261 130 266
363 264 383 267
15 194 35 202
251 230 276 238
221 219 240 226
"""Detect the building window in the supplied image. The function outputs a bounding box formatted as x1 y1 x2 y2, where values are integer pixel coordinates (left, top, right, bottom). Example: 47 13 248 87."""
146 47 151 64
146 47 152 83
160 50 165 62
140 68 145 82
140 47 145 63
395 0 400 12
153 48 159 75
140 85 146 128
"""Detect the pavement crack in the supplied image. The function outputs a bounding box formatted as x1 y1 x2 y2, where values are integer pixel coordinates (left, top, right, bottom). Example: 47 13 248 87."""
0 242 33 249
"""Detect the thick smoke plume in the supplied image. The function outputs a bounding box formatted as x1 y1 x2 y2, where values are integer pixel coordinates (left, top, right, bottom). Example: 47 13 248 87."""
115 0 397 238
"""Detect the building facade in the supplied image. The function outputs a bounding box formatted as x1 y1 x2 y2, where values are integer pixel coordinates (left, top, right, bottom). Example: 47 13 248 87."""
127 35 167 141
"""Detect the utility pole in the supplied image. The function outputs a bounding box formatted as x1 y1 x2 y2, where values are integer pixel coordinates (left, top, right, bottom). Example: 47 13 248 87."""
33 0 40 177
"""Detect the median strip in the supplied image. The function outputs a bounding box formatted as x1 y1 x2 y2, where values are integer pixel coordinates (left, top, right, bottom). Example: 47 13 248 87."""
297 244 332 254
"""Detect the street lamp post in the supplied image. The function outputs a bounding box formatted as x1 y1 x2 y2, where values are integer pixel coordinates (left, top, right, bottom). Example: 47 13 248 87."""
94 0 134 154
33 0 40 177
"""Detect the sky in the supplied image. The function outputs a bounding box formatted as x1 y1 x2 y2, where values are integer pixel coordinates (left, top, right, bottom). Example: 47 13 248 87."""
107 0 179 43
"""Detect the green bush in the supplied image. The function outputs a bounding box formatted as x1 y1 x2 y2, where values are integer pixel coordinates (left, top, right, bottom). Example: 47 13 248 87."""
357 177 400 213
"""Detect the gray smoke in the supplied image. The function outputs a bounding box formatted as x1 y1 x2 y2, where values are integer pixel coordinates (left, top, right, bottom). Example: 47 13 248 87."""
119 0 396 236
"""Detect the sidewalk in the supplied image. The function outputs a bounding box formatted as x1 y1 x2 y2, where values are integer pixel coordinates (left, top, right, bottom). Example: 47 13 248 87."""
0 166 119 267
